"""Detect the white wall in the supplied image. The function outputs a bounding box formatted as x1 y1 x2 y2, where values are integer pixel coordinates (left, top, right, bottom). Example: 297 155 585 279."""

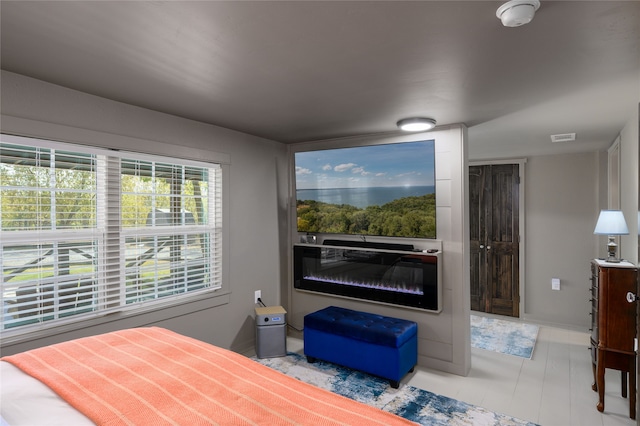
619 107 639 265
523 152 600 328
285 126 471 376
0 71 288 355
517 104 638 329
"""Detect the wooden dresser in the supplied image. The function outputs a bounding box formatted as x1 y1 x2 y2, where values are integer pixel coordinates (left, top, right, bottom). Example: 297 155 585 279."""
589 259 638 419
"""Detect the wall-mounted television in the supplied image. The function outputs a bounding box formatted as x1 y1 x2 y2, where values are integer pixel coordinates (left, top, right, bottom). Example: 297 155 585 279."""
294 140 436 239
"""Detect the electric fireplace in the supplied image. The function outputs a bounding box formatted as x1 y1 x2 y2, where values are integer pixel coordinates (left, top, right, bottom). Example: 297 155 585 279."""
294 244 441 311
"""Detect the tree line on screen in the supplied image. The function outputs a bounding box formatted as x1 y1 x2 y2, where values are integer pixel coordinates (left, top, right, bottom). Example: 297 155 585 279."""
297 193 436 238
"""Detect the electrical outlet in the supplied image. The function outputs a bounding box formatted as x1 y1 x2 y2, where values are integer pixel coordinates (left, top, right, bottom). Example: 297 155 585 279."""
254 290 261 304
551 278 560 291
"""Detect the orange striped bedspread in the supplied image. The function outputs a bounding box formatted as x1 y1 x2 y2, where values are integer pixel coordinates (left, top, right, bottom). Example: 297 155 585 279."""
2 327 416 425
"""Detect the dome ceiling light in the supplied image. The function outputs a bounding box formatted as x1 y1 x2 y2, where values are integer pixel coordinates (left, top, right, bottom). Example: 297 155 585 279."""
496 0 540 27
396 117 437 132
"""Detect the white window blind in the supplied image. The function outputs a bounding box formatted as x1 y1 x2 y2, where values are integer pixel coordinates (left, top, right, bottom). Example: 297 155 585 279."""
1 135 222 333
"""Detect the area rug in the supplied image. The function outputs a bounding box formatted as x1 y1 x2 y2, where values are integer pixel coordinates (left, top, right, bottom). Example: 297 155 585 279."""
254 352 537 426
470 314 539 359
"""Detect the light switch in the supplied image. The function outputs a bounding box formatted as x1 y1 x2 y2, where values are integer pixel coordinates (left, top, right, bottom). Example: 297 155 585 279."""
551 278 560 291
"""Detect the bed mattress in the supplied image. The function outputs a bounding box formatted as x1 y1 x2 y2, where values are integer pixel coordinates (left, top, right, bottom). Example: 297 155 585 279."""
1 327 416 425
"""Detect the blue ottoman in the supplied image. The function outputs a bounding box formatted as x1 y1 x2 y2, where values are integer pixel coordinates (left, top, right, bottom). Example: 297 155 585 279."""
303 306 418 388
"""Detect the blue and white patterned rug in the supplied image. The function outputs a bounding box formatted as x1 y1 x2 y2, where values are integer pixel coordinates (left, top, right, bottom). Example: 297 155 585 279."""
470 315 539 359
254 352 537 426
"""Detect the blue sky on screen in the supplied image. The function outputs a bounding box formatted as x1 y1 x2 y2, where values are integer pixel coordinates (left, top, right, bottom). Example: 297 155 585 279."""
295 140 435 190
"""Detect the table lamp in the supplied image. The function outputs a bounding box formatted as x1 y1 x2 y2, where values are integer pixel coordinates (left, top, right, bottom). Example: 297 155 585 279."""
593 210 629 263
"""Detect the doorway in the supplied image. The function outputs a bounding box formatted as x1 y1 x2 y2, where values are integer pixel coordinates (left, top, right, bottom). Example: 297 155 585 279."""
469 163 521 317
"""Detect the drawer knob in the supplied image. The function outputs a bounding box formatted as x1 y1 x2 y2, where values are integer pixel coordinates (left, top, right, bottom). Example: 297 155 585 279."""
626 292 638 303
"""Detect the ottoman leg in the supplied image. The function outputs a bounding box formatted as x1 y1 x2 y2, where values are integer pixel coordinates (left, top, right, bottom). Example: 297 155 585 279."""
306 356 317 363
389 380 400 389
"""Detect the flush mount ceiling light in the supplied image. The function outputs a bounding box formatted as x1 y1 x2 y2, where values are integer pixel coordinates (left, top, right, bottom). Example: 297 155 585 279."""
396 117 437 132
496 0 540 27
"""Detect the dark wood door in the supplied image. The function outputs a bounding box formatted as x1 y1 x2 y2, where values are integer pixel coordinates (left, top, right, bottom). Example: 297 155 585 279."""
469 166 488 313
469 164 520 317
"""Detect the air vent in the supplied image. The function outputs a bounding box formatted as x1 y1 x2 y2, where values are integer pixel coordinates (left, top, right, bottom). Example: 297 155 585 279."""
550 133 576 143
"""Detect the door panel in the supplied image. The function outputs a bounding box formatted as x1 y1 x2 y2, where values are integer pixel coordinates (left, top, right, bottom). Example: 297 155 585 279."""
469 166 486 312
470 164 520 317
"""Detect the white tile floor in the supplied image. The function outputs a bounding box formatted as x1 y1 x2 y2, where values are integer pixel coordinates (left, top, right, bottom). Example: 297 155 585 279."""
282 322 636 426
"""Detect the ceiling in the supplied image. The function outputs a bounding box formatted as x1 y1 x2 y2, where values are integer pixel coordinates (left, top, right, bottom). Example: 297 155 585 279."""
1 1 639 160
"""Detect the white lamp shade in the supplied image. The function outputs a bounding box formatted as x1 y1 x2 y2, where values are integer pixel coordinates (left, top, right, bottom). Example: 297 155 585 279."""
593 210 629 235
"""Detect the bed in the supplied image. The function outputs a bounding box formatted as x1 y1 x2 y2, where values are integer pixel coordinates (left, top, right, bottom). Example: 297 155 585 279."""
1 327 416 425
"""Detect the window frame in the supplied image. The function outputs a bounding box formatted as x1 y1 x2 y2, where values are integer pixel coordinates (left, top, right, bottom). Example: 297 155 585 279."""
1 133 227 340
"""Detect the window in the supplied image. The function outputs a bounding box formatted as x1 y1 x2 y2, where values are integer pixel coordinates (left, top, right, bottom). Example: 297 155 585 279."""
1 135 223 333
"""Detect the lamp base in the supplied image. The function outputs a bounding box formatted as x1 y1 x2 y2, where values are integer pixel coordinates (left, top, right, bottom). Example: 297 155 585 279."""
606 236 620 263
